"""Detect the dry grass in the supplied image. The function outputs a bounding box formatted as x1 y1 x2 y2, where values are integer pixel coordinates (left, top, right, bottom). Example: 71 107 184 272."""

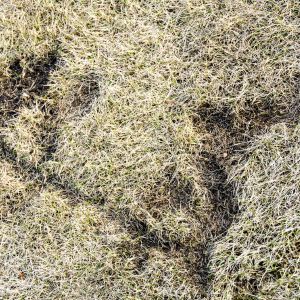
0 0 299 299
0 160 200 299
210 124 300 299
3 107 46 165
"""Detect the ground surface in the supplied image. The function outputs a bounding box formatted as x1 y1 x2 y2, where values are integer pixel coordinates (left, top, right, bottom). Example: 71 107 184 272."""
0 1 299 299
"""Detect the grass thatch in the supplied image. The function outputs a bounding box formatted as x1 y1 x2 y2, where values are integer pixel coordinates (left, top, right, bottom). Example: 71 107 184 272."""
210 124 300 299
0 0 299 299
0 160 200 299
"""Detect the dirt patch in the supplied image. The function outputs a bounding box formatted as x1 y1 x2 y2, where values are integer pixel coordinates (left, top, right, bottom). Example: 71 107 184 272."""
9 53 58 95
201 151 237 229
1 52 58 119
68 73 101 115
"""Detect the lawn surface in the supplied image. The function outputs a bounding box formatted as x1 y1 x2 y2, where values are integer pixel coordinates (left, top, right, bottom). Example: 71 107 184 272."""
0 1 299 299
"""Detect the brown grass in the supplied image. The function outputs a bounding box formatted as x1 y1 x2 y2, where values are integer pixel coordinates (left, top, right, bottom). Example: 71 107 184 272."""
210 124 300 299
0 0 299 299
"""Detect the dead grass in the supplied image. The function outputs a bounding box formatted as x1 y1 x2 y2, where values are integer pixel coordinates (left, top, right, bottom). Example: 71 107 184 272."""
0 160 200 299
210 124 300 299
0 0 299 299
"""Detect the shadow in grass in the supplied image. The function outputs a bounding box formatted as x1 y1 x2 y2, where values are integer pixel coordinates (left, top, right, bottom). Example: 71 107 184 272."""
1 52 59 121
1 51 299 297
193 95 300 295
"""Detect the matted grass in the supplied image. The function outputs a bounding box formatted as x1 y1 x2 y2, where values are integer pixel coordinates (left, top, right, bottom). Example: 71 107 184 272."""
0 0 299 299
210 124 300 299
0 160 200 299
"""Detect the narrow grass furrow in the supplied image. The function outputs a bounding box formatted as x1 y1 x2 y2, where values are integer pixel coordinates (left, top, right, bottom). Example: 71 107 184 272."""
0 138 94 204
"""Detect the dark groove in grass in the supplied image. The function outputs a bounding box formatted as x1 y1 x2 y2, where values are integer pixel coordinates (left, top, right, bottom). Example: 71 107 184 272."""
1 51 62 163
2 50 299 296
201 151 238 229
124 216 181 251
0 138 96 204
193 98 300 295
1 52 170 255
